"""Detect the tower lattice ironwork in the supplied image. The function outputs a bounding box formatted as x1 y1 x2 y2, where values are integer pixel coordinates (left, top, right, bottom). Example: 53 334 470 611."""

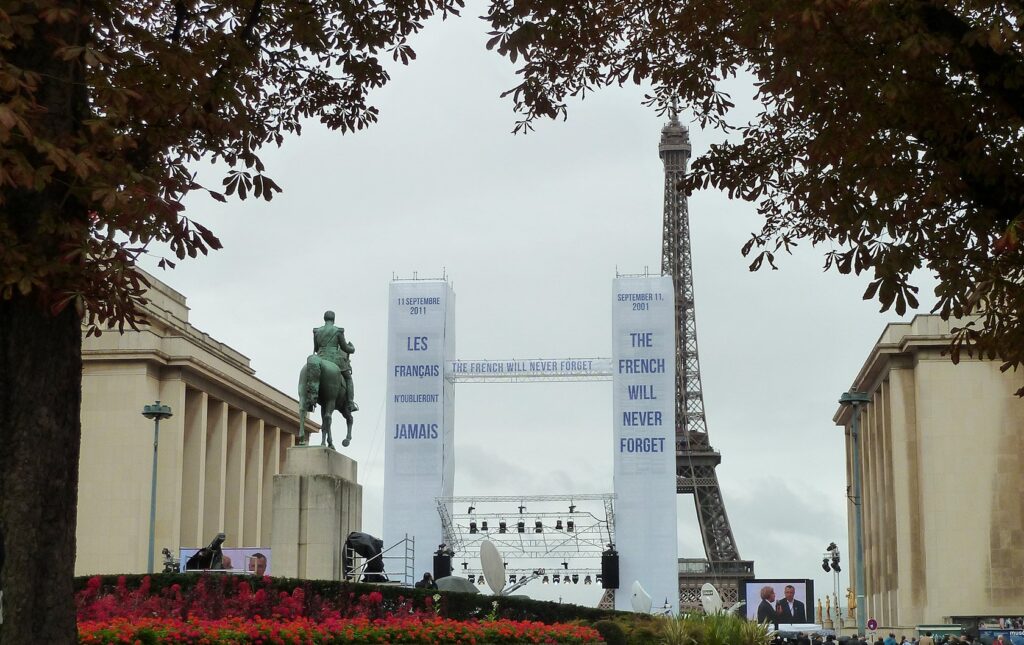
659 111 754 611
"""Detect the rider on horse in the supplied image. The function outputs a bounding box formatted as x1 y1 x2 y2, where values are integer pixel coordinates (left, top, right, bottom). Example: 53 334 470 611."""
312 310 358 413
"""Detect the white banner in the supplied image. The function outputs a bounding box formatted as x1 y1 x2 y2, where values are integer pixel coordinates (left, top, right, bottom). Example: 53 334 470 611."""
383 280 456 576
448 358 612 380
612 276 679 613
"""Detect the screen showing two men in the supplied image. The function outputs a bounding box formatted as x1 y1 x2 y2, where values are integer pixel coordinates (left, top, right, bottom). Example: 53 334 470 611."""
743 580 814 624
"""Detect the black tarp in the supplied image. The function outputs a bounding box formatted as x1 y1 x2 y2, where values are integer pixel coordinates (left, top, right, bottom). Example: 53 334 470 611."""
343 532 387 583
185 533 226 571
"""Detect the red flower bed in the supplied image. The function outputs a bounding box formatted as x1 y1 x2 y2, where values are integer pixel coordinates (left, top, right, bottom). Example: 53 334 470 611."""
79 616 602 644
75 576 603 643
76 575 401 622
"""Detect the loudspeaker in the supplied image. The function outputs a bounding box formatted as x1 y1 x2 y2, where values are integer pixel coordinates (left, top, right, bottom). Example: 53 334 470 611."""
600 552 619 589
433 554 452 580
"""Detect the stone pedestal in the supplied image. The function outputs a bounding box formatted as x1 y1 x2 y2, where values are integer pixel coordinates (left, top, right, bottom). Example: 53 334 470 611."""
271 446 361 580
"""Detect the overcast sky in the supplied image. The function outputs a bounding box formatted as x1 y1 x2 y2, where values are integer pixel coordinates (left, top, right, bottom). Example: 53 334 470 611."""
138 7 931 608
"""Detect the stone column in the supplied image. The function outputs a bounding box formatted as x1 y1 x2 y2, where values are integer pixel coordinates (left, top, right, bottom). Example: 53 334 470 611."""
271 446 361 580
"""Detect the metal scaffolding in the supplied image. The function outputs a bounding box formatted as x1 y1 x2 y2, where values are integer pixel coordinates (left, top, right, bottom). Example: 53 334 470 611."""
436 494 615 581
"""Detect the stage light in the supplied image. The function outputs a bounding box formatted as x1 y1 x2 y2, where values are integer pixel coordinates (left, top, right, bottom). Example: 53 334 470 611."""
468 574 475 583
542 576 549 584
553 574 560 584
518 504 526 514
462 562 468 570
481 521 488 532
569 503 576 514
571 574 579 584
584 575 592 585
468 505 475 514
561 561 568 570
535 521 543 533
469 521 478 534
478 576 485 586
517 521 525 533
824 542 841 571
509 574 517 583
595 574 603 584
499 521 507 533
566 520 574 532
555 520 564 530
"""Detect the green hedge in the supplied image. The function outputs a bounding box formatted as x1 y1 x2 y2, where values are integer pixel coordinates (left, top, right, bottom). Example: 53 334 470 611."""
74 573 622 624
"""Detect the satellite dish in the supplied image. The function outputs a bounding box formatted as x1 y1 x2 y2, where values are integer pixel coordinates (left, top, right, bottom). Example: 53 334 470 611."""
700 582 724 614
630 580 653 614
479 540 505 595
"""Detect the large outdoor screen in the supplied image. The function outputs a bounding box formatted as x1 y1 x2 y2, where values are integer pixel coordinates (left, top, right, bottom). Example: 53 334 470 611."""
178 547 272 576
976 617 1024 644
741 579 815 624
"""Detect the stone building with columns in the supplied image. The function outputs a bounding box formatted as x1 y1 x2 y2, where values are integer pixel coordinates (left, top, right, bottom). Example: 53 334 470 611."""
834 314 1024 631
76 272 310 575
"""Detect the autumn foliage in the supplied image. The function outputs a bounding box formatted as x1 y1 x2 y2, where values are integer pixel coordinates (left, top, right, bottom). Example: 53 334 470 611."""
2 1 468 642
483 0 1024 384
0 0 465 330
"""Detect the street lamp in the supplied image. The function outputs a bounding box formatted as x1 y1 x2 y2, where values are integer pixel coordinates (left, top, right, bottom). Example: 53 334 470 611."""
839 390 870 636
142 400 173 573
823 542 842 626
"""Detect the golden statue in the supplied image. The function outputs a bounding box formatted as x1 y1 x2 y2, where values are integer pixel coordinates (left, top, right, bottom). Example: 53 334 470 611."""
816 598 823 623
846 587 856 619
825 594 831 616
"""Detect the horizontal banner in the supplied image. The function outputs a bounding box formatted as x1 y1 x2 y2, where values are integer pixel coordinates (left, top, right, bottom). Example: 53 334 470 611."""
447 358 612 379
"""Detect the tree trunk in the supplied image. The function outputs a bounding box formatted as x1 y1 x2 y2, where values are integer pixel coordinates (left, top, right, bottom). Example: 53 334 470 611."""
0 295 82 644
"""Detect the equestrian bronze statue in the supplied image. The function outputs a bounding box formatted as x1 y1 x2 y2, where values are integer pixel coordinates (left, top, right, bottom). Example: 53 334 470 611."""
298 310 358 449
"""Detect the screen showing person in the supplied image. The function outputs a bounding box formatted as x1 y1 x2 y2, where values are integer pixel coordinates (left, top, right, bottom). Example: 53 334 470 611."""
756 585 777 624
248 552 268 577
742 580 813 623
775 584 807 623
179 547 272 576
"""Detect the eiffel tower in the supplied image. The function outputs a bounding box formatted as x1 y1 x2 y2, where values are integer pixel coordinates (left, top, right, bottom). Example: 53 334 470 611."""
660 110 755 611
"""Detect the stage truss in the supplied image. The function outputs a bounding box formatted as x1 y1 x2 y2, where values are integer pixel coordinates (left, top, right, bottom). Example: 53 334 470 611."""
436 494 615 583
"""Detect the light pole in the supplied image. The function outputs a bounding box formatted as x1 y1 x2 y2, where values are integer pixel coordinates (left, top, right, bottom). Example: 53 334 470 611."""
839 391 870 636
142 400 173 573
821 543 841 626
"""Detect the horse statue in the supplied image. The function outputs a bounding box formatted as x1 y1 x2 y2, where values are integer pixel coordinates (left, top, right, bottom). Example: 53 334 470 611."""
298 354 353 449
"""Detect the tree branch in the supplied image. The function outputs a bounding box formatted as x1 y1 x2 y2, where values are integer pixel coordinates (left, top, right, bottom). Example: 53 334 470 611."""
170 0 188 44
917 1 1024 120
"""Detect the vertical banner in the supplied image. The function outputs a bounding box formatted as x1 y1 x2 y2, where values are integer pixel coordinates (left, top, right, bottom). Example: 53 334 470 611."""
612 275 678 613
383 280 456 576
